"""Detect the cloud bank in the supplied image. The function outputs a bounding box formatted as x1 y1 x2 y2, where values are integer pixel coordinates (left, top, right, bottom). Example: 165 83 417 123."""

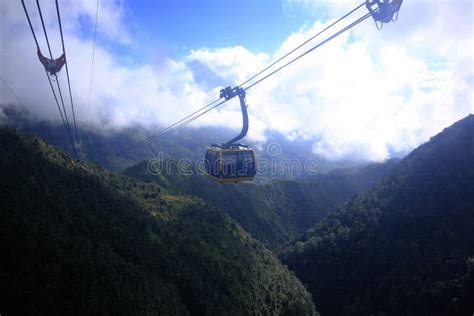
1 0 472 161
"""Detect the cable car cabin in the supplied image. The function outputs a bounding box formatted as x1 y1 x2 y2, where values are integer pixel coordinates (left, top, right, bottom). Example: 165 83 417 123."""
205 145 256 182
205 86 257 182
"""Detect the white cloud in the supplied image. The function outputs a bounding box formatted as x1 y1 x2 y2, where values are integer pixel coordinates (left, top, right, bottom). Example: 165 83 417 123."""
188 0 473 160
0 0 472 161
186 46 269 86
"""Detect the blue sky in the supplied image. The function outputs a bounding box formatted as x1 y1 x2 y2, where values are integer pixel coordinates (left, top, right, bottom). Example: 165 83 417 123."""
1 0 473 161
106 0 325 61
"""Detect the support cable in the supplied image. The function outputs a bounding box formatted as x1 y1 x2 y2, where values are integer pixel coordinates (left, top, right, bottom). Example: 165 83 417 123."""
237 2 365 89
0 77 26 107
85 0 100 127
56 0 79 141
36 0 74 144
21 0 77 155
144 12 373 144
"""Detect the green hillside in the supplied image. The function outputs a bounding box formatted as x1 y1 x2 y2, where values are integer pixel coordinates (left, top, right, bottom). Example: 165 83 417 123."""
0 127 316 315
281 115 474 315
124 158 397 248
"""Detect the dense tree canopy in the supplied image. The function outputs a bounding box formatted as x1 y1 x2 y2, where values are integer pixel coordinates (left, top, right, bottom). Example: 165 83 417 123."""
2 112 473 315
281 115 474 315
124 157 397 248
0 127 316 315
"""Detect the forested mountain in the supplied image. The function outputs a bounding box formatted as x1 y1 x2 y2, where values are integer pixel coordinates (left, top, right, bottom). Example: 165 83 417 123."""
2 106 472 315
124 158 398 248
281 114 474 315
0 127 316 315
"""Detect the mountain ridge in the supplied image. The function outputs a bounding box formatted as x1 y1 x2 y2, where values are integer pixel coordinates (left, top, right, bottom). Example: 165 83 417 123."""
0 126 317 315
281 114 474 315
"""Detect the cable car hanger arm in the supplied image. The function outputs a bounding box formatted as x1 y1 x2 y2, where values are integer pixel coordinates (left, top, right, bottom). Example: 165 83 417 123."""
366 0 403 29
219 86 248 148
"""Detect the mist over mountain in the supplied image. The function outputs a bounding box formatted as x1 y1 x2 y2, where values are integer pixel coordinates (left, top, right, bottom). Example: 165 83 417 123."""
0 104 368 177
